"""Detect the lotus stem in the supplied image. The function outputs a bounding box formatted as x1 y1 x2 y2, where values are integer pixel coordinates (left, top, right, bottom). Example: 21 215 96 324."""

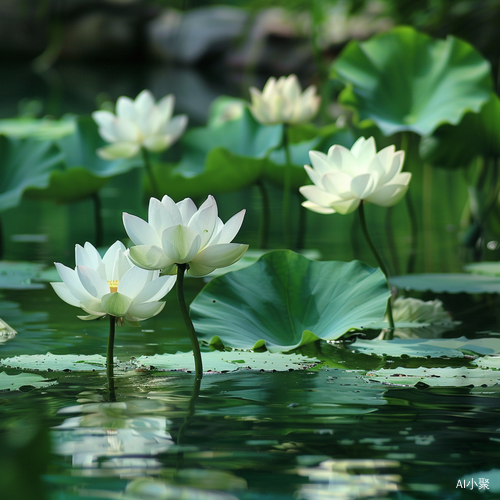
92 192 104 248
296 193 307 250
107 314 116 398
400 132 418 274
358 202 395 334
176 264 203 379
385 206 400 276
141 147 160 200
405 190 418 274
282 124 293 249
256 180 270 249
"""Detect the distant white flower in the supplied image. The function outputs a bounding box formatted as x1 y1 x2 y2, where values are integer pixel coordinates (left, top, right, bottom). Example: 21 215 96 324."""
123 195 248 277
390 297 452 324
249 74 320 125
300 137 411 215
51 241 176 321
92 90 188 160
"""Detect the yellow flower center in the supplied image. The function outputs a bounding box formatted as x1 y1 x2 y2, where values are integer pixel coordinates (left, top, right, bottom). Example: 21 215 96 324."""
108 280 119 293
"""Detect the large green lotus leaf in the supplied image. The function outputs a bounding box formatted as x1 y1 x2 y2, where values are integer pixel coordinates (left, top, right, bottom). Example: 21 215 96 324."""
421 93 500 169
136 351 320 373
0 372 57 392
390 273 500 293
152 149 264 200
151 108 282 199
191 251 390 352
0 136 64 212
464 262 500 277
205 249 321 279
24 116 141 203
0 116 76 140
365 366 500 387
332 26 493 136
351 337 500 358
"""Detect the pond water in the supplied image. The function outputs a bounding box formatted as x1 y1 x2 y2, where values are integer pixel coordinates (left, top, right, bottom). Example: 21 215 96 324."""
2 63 500 499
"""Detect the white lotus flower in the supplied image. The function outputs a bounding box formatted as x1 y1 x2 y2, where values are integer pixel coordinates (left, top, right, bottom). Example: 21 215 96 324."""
390 297 452 324
123 195 248 277
92 90 188 160
51 241 176 321
249 74 320 125
299 137 411 215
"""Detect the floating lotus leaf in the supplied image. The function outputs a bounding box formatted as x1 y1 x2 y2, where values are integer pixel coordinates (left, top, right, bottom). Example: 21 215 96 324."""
136 351 320 373
364 366 500 387
151 108 282 199
0 372 57 392
191 251 390 352
0 261 47 290
390 273 500 293
464 261 500 277
421 93 500 169
332 26 493 136
473 356 500 369
351 337 500 358
0 136 64 212
0 353 108 371
25 116 141 203
0 116 76 140
0 351 319 374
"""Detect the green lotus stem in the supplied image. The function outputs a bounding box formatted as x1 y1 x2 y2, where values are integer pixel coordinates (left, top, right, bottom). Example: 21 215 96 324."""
176 264 203 379
107 315 116 396
399 132 418 274
385 207 400 276
282 124 293 249
92 192 104 248
141 147 160 200
358 202 395 333
422 161 433 271
405 190 418 274
256 180 270 249
296 194 307 250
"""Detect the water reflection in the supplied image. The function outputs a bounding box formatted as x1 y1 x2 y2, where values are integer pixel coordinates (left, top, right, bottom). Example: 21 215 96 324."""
53 397 174 470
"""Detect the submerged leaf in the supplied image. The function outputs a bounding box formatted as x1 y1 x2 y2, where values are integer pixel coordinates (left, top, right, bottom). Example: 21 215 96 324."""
191 251 390 352
0 372 57 391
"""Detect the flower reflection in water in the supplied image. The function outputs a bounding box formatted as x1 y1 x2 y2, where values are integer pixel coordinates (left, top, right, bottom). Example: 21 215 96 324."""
52 398 174 471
